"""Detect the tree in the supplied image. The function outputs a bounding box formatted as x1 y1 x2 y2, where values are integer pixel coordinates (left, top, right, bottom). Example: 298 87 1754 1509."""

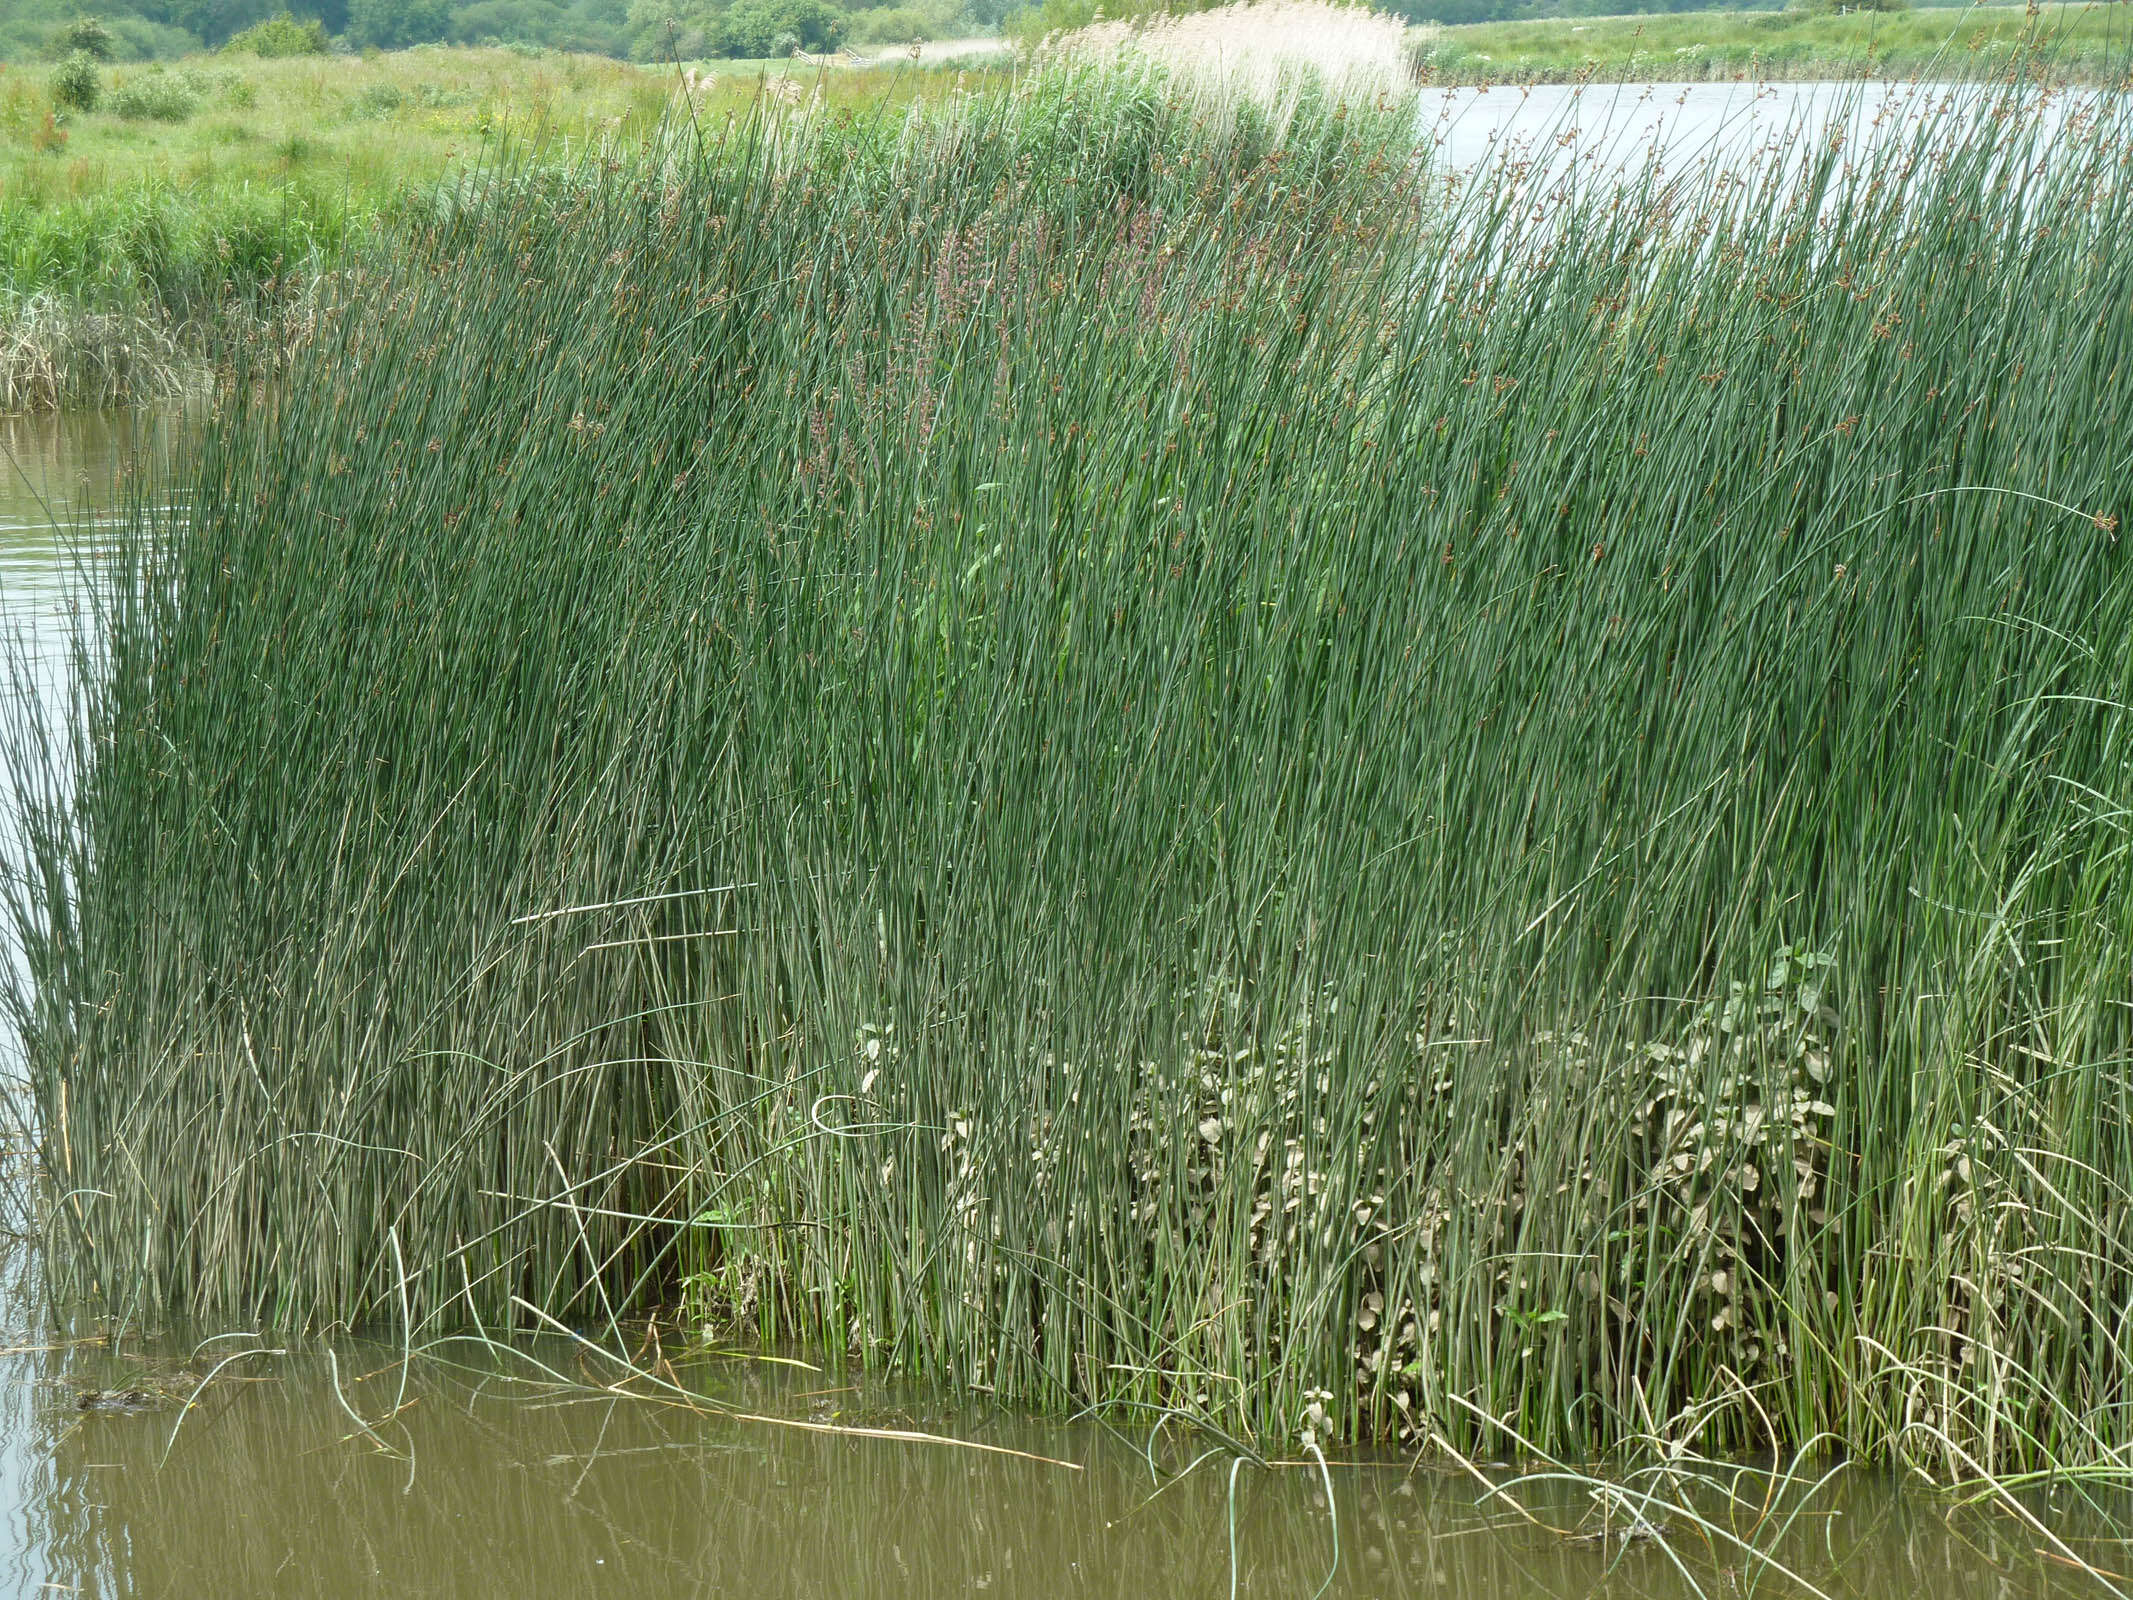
54 15 115 59
167 0 283 47
347 0 453 46
224 10 330 51
455 0 572 44
624 0 709 58
716 0 842 56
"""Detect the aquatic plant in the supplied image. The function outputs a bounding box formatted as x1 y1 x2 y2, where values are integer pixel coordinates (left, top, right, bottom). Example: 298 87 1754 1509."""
8 64 2133 1473
0 290 191 410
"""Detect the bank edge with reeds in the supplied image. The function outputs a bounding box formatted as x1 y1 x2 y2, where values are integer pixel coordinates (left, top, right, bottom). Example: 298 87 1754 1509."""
8 65 2133 1474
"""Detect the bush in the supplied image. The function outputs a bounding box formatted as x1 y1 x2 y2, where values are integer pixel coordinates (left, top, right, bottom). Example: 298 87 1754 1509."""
50 52 101 112
52 16 115 60
109 69 203 120
224 12 331 55
348 81 406 117
716 0 844 56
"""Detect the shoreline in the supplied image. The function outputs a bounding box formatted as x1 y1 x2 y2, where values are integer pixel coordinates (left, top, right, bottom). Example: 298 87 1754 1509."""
1407 2 2133 88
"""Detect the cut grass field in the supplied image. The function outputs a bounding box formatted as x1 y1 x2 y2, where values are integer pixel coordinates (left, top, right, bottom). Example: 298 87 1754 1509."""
10 60 2133 1474
1409 1 2133 85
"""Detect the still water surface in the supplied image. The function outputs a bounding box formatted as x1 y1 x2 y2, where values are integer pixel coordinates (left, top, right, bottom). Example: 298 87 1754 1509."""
3 376 2130 1596
1417 77 2116 175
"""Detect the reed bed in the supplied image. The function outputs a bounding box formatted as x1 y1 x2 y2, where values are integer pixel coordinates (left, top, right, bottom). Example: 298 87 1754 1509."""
1047 0 1411 93
0 184 352 410
0 290 194 412
7 64 2133 1473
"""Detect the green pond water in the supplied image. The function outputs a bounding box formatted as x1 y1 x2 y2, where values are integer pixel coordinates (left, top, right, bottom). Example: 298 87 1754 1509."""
3 409 2130 1598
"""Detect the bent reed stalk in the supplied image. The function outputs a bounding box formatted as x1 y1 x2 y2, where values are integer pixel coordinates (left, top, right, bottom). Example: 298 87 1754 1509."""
6 66 2133 1472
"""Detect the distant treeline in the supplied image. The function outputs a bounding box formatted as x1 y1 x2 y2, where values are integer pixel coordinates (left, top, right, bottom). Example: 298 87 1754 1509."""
3 0 2004 64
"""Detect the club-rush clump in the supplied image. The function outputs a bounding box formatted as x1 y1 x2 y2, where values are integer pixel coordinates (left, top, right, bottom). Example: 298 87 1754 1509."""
7 61 2132 1473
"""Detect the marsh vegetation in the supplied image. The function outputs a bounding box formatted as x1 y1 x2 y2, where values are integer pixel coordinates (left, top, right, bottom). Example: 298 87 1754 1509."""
5 46 2133 1501
0 44 1002 408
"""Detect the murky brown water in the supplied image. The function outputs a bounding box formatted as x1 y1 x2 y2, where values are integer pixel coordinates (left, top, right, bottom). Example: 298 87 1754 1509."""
11 1265 2132 1600
9 1302 2131 1599
5 414 2131 1598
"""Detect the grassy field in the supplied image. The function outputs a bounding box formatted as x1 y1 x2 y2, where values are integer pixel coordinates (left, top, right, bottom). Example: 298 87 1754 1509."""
0 43 1010 227
1410 1 2133 84
10 59 2133 1473
0 44 1002 406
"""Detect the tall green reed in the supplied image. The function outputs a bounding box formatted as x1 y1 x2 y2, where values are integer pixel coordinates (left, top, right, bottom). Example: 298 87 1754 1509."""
0 181 355 408
8 66 2133 1470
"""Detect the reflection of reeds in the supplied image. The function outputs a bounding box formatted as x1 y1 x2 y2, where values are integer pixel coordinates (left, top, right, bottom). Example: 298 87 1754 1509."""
8 63 2133 1476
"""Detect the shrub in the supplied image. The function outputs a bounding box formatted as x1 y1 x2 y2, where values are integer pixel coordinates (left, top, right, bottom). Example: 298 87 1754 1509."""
50 52 101 113
349 82 407 118
224 12 331 55
109 69 203 121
